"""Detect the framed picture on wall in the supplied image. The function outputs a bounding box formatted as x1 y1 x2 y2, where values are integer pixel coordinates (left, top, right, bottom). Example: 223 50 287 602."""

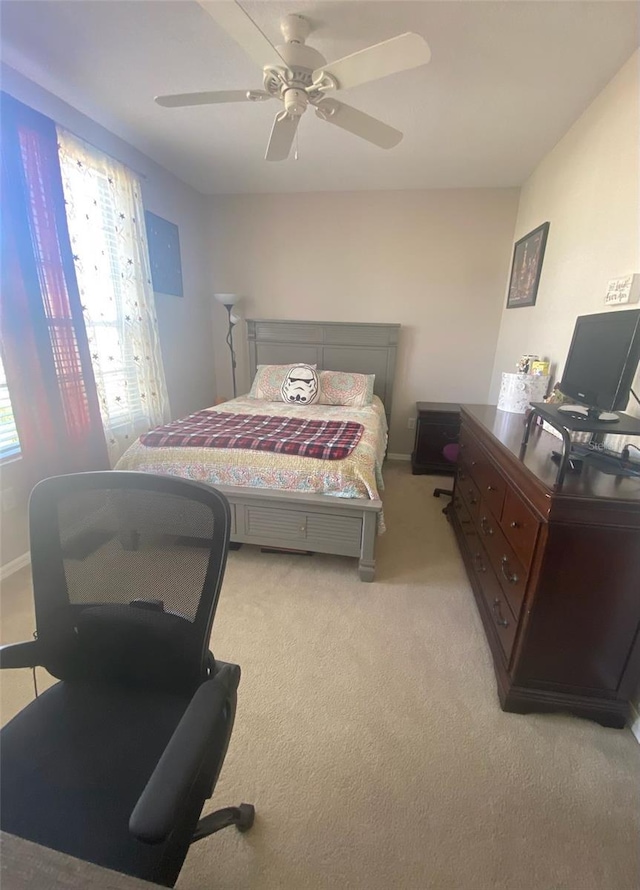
506 221 550 308
145 211 183 297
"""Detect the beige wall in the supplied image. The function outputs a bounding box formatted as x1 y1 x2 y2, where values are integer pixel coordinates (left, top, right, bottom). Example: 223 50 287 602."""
490 50 640 409
0 65 217 569
208 188 519 453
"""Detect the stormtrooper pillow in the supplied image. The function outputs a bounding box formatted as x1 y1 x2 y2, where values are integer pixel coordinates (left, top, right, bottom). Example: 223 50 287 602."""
280 365 320 405
249 364 317 402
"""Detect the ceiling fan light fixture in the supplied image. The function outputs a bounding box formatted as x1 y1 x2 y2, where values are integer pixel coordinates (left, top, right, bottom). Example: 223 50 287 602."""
283 88 308 117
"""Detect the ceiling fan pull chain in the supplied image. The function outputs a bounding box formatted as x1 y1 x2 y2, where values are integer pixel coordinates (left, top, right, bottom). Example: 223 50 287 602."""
294 126 299 161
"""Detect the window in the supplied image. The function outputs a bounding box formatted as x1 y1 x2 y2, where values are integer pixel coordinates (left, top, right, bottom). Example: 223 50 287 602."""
0 354 21 460
62 169 146 427
57 130 169 463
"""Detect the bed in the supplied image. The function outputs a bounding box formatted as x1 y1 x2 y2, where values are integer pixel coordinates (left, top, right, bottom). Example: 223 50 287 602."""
116 320 400 580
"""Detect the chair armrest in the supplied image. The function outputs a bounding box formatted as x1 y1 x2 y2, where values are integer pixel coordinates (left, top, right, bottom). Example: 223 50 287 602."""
0 641 41 669
129 662 241 844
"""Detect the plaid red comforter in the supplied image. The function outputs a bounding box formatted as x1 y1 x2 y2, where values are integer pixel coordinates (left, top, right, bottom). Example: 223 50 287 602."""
140 411 364 461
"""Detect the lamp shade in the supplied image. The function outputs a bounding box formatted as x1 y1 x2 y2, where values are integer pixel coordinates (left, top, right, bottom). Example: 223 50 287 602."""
214 293 241 307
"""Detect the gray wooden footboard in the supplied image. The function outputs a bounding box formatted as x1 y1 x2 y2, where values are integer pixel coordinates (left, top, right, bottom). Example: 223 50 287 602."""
238 319 398 579
215 484 381 581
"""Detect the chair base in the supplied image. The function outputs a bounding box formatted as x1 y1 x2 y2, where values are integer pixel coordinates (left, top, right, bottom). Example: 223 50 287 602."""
433 487 454 517
191 804 255 842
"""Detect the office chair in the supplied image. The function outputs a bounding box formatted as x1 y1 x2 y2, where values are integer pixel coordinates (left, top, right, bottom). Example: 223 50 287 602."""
0 471 254 888
433 443 460 513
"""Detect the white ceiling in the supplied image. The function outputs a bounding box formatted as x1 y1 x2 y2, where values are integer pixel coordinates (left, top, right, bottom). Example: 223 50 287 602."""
1 1 638 195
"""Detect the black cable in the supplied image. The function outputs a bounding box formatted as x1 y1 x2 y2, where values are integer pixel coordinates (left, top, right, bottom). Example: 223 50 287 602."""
631 388 640 407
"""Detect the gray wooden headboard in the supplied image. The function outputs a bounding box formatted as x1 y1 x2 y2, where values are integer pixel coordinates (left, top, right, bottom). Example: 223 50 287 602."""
247 319 400 422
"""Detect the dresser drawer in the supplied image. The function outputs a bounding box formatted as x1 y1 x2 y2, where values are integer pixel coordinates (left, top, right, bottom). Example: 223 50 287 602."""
451 491 474 536
500 486 540 569
459 427 506 519
465 532 517 660
475 499 527 619
475 459 506 520
457 463 481 520
458 427 483 477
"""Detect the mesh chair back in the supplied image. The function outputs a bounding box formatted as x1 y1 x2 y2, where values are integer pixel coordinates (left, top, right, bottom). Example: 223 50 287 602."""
28 472 231 692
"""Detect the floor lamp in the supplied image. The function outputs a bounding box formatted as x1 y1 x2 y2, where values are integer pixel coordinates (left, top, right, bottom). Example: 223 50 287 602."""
214 293 241 398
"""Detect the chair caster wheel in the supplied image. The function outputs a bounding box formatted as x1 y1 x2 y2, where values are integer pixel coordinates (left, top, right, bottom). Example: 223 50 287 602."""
236 803 255 832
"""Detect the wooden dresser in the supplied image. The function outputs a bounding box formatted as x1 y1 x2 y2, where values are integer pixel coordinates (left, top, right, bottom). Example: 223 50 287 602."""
451 405 640 728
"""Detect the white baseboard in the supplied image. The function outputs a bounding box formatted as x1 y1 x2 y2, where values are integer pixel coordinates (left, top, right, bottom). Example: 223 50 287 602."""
387 453 411 462
0 551 31 582
630 702 640 745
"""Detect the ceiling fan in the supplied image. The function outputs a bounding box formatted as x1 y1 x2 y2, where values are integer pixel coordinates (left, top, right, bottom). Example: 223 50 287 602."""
155 0 431 161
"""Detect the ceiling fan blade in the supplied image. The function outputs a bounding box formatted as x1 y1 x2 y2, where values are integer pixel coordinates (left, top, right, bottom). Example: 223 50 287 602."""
265 113 299 162
155 90 271 108
199 1 288 71
314 99 402 149
313 32 431 91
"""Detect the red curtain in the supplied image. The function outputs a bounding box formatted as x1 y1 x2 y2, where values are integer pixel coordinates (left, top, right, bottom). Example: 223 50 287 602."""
0 94 109 485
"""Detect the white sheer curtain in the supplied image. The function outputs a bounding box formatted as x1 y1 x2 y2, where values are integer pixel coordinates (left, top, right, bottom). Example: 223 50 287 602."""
57 129 170 464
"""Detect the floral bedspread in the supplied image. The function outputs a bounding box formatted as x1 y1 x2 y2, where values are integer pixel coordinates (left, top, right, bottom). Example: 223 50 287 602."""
115 396 388 525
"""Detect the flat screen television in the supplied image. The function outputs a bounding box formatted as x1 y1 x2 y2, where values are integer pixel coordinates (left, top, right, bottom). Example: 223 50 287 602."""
559 308 640 413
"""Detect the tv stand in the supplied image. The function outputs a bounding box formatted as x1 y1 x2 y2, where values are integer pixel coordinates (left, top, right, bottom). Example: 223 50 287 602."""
521 402 640 488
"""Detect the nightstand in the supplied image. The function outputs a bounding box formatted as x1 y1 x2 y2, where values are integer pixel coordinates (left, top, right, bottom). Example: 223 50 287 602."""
411 402 460 475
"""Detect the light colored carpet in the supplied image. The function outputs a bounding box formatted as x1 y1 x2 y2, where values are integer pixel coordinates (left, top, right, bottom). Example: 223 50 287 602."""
1 462 639 890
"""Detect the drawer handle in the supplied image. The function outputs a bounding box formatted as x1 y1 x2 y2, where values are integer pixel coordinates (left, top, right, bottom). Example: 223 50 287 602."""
480 516 494 536
471 460 477 467
509 520 520 529
492 598 509 628
473 552 486 573
467 490 477 505
443 432 458 441
500 556 519 585
458 471 467 481
487 484 498 492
